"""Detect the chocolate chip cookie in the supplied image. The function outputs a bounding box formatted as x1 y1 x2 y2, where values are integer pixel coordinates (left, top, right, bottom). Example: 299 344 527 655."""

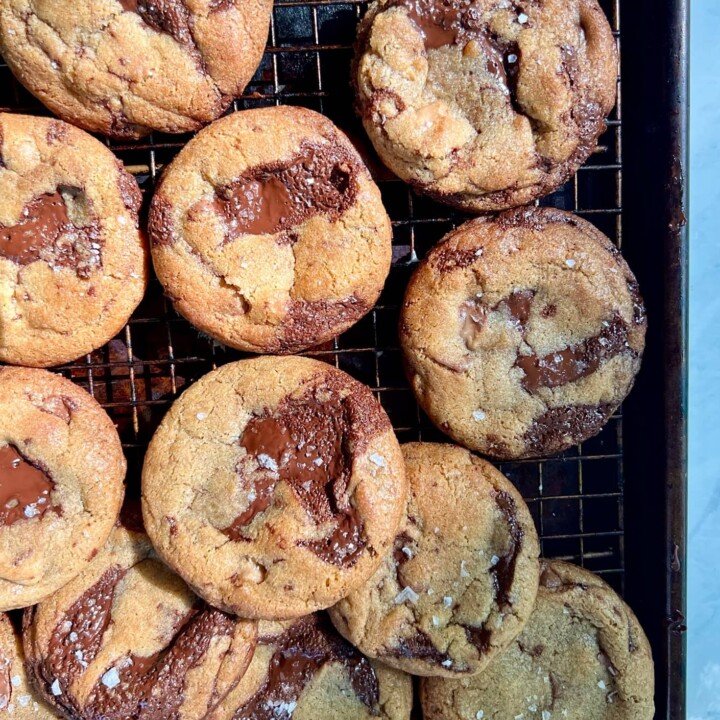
23 522 258 720
0 367 125 610
355 0 618 211
329 442 539 677
209 614 413 720
0 0 272 139
149 106 392 354
141 356 407 620
400 208 646 459
421 560 655 720
0 613 58 718
0 113 147 368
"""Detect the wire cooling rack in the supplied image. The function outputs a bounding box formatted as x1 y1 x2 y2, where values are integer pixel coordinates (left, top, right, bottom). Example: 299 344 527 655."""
0 0 626 593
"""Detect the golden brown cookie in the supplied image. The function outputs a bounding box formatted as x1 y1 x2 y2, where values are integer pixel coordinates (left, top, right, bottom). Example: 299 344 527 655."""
0 613 59 718
148 106 392 354
421 560 655 720
23 522 258 720
400 208 646 459
329 442 539 677
355 0 618 211
0 113 147 368
0 0 272 139
209 614 413 720
141 356 407 620
0 367 125 611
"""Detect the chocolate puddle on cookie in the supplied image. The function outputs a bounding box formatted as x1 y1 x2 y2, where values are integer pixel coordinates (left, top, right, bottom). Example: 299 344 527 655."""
224 387 366 567
119 0 194 46
0 190 102 277
236 615 379 720
210 144 358 241
0 446 60 526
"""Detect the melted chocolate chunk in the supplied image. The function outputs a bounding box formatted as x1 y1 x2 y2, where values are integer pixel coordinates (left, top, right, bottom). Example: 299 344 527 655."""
490 491 523 607
516 314 630 393
0 191 101 277
224 387 368 566
236 615 379 720
119 0 194 46
0 650 10 710
0 446 58 526
524 403 614 455
463 624 491 653
85 607 234 720
388 629 453 666
212 144 358 240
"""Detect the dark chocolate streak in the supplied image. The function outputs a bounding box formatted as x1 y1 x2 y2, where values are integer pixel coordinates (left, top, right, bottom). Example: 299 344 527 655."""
460 288 632 393
462 490 524 653
29 565 237 720
224 380 387 567
515 313 630 393
524 403 615 455
0 446 59 527
236 615 379 720
119 0 194 46
85 607 234 720
0 190 102 277
211 144 358 241
388 629 453 667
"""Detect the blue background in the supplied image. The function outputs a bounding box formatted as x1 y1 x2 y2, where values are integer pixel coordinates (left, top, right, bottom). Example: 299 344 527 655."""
689 2 720 718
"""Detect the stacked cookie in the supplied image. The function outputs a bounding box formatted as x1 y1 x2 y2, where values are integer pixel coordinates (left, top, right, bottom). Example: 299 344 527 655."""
0 0 658 718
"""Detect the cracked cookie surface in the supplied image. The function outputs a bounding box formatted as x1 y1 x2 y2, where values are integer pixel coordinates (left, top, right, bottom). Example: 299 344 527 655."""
0 613 59 718
355 0 617 211
0 113 147 368
141 356 407 620
0 0 272 139
421 560 655 720
0 367 125 610
400 207 646 459
209 614 412 720
149 106 392 355
23 521 257 720
329 442 539 677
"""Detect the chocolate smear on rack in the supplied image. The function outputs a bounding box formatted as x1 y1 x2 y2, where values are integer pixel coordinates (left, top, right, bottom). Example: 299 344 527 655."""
211 144 358 240
235 614 379 720
0 446 59 526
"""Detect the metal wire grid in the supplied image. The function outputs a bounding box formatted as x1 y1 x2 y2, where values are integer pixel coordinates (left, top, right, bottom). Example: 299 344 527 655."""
0 0 625 593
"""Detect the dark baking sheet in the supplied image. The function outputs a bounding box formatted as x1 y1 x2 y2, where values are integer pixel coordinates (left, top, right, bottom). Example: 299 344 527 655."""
0 0 688 716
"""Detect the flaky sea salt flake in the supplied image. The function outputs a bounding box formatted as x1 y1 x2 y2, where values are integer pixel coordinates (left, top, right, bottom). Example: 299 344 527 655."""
101 668 121 689
394 586 419 604
50 679 62 696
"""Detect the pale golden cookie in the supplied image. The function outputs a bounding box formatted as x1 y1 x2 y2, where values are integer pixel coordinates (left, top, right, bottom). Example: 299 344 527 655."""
421 560 655 720
400 208 646 459
149 106 392 354
0 0 272 139
0 113 147 368
330 442 540 677
0 367 125 610
23 523 258 720
355 0 618 210
142 356 407 619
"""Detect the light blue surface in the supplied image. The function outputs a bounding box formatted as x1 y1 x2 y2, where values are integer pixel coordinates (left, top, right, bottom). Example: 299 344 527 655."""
689 3 720 718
